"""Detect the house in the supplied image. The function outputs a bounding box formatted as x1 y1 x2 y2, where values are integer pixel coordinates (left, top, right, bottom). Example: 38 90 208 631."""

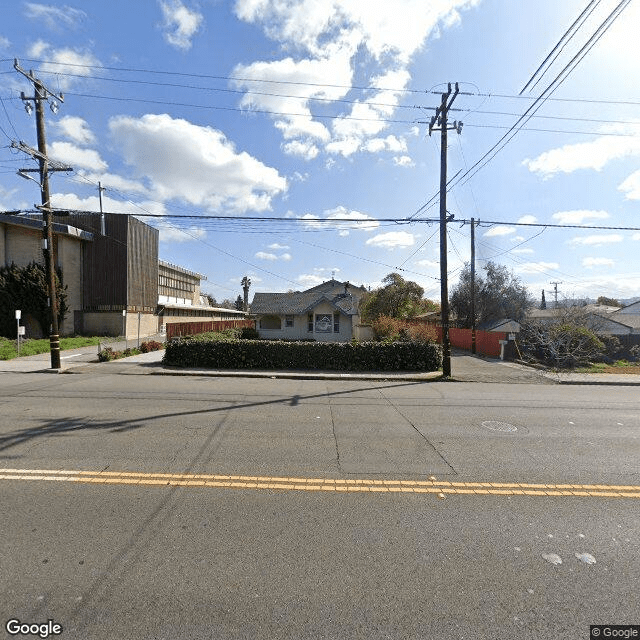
251 279 368 341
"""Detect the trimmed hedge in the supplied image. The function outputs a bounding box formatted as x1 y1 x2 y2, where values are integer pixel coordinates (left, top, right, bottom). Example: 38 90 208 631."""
163 338 441 372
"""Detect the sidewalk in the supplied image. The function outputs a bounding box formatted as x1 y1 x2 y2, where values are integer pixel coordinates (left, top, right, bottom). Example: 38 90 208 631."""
3 346 640 385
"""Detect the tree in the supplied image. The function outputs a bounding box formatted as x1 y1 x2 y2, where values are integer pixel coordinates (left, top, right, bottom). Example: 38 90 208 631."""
360 273 437 322
540 290 546 310
596 296 620 307
0 262 68 338
241 276 251 312
204 293 217 307
234 295 244 311
449 261 533 329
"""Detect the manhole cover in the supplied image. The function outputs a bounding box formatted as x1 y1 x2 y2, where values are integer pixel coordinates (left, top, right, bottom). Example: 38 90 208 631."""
481 421 518 432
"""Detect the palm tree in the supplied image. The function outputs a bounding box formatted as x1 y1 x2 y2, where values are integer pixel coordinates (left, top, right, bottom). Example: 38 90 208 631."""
241 276 251 312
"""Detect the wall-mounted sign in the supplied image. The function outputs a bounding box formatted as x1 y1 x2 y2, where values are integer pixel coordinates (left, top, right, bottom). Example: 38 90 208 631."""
315 314 332 333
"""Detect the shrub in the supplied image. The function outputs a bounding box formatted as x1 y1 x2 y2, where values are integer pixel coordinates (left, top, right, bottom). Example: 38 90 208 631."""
98 347 116 362
163 338 441 372
240 327 260 340
140 340 164 353
371 315 437 343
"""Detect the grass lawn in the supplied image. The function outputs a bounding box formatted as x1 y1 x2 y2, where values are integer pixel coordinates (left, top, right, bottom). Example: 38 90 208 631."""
0 336 105 361
576 360 640 375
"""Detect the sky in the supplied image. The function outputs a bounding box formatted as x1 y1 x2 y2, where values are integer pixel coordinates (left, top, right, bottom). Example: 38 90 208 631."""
1 0 640 306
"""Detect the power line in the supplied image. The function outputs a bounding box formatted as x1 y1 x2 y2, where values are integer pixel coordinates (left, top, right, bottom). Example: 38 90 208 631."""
520 0 602 95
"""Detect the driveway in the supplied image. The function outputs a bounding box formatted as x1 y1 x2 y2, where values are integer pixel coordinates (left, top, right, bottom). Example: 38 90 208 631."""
449 350 553 384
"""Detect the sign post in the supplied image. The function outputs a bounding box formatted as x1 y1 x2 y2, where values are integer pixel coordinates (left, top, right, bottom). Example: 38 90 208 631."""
15 310 21 356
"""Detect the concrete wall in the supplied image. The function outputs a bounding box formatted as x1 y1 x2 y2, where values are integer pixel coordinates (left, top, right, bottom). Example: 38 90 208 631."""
57 236 82 336
4 225 42 266
81 311 158 339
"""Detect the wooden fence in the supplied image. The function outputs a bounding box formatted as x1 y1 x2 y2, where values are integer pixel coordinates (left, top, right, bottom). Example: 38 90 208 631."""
436 327 508 358
166 319 256 340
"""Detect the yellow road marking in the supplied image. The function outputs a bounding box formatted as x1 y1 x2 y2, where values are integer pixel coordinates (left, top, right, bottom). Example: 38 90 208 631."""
1 467 640 498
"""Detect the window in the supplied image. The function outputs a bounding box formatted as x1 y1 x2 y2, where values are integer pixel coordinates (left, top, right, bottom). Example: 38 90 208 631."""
260 315 281 330
333 312 340 333
285 315 294 328
308 314 313 332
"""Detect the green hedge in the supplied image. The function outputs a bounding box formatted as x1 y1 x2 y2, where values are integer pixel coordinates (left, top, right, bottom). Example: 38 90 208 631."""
163 338 441 372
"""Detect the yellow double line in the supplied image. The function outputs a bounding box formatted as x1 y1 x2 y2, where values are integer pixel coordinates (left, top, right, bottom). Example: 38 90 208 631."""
1 468 640 498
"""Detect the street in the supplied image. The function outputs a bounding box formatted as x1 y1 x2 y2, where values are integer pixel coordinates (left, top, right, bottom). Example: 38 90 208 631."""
1 363 639 639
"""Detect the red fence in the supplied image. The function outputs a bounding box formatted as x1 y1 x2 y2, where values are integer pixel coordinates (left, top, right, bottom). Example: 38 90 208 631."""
166 319 256 340
436 327 507 358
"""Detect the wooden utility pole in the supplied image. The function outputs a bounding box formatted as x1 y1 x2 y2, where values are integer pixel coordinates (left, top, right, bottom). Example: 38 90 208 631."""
14 59 70 369
470 217 476 354
429 83 463 377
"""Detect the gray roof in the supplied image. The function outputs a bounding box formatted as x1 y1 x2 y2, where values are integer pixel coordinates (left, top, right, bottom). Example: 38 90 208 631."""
251 280 364 316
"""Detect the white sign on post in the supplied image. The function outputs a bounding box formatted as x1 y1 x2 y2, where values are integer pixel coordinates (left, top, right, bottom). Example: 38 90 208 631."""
18 326 25 336
15 310 21 320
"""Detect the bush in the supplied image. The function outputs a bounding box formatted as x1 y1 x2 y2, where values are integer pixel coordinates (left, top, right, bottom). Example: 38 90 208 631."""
518 321 605 368
140 340 164 353
240 327 260 340
371 315 437 343
163 338 442 372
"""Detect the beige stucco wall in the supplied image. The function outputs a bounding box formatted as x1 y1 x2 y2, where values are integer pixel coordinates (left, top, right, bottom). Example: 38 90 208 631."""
257 301 354 342
5 225 42 266
57 236 82 335
82 311 159 338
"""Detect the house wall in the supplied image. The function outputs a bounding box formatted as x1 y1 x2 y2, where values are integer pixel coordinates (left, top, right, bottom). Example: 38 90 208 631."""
257 301 354 342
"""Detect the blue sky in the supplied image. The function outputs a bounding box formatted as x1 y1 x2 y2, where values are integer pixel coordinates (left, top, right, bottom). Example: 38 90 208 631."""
1 0 640 305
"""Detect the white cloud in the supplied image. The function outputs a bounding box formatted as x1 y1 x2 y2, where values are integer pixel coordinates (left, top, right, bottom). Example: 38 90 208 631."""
268 243 290 250
27 41 101 90
582 257 614 268
515 262 560 274
49 141 108 171
233 0 478 156
255 251 291 261
282 139 319 160
297 273 325 287
157 223 207 243
570 234 624 246
0 36 10 49
511 248 534 255
55 116 96 146
48 191 166 217
517 215 537 224
633 233 640 241
619 170 640 200
366 230 415 248
82 171 149 196
393 155 414 167
159 0 203 50
109 113 287 212
483 226 515 237
300 206 379 235
552 210 610 224
24 3 86 29
415 259 438 268
523 130 640 178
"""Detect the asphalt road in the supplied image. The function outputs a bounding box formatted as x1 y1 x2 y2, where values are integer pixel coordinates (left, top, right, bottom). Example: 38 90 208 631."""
0 367 638 639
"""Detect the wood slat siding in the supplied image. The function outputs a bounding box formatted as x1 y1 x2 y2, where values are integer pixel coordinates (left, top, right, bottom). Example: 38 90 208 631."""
167 319 256 340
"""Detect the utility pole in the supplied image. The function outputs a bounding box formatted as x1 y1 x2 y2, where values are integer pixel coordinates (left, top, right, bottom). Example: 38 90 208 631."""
470 217 476 354
13 59 69 369
550 281 562 308
428 83 463 377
